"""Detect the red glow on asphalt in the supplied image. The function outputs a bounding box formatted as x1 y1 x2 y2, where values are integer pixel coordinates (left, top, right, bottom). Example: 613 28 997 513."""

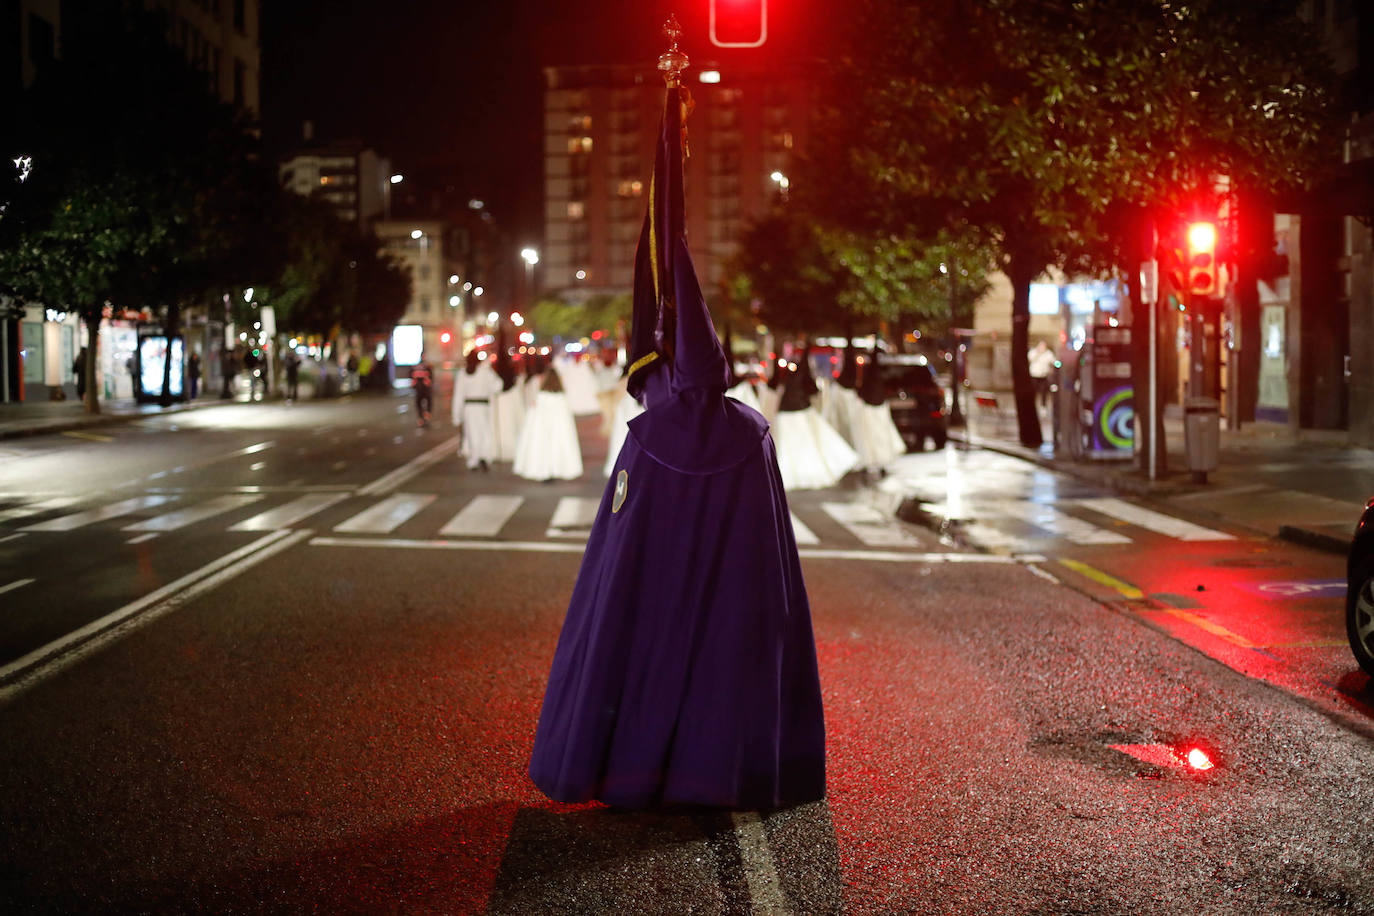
1185 747 1215 770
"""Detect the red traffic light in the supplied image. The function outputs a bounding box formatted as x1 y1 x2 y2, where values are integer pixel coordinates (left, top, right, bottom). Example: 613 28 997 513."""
710 0 768 48
440 330 453 345
1186 221 1218 298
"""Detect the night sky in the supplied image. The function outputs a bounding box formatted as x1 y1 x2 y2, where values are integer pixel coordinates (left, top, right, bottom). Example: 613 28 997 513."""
261 0 826 243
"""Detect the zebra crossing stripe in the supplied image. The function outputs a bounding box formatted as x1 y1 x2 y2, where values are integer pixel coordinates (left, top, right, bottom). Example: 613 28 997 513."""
333 493 437 534
0 496 81 525
987 499 1132 545
1067 497 1234 541
24 495 179 532
440 495 524 538
547 497 600 539
229 492 350 531
123 495 264 533
789 512 820 546
821 502 921 547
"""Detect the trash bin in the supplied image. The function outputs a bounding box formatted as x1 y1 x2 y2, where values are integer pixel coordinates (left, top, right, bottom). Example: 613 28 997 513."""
1184 396 1220 482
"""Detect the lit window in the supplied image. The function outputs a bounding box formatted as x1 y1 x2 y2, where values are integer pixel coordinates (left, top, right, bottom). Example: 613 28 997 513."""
568 201 585 219
319 176 332 186
783 131 794 149
567 136 593 154
576 269 588 280
631 179 643 196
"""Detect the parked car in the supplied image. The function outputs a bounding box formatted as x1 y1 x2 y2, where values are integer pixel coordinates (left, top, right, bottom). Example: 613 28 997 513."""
1348 497 1374 676
881 354 947 451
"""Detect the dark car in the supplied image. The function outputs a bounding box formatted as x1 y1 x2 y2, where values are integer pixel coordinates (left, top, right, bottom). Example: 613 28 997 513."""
881 354 947 451
1348 497 1374 676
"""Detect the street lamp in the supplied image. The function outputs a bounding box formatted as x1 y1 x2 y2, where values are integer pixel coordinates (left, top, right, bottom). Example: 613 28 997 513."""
769 170 790 200
384 173 402 219
520 247 540 309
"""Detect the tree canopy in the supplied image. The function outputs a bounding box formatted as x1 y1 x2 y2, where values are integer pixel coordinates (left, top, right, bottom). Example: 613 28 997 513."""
803 0 1339 445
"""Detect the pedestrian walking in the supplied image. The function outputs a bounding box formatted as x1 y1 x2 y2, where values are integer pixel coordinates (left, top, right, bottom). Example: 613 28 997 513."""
513 365 583 481
220 348 238 399
412 357 434 426
1029 340 1055 410
72 348 87 401
243 347 264 400
346 352 360 392
187 351 201 399
529 78 825 810
453 349 501 470
284 350 300 400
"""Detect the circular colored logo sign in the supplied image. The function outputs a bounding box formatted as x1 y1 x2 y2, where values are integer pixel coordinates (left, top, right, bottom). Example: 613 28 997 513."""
612 469 629 513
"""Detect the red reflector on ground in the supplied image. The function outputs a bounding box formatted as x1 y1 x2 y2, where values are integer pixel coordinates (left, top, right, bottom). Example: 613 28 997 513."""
1109 743 1218 772
1185 747 1215 770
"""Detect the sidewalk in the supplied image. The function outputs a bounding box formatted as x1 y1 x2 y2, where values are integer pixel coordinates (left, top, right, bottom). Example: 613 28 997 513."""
951 397 1372 556
0 375 331 442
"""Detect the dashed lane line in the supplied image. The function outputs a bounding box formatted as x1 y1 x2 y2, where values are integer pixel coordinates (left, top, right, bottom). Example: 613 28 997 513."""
357 434 462 497
0 578 35 597
731 811 790 914
0 529 311 703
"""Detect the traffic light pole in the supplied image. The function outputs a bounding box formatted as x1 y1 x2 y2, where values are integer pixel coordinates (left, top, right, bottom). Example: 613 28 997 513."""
1148 283 1158 481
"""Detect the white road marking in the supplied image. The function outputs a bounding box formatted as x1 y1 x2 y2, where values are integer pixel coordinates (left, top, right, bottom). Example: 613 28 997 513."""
249 461 267 471
357 434 462 496
125 533 160 545
822 502 921 547
731 811 789 914
986 499 1132 545
23 495 179 532
229 493 349 531
789 512 819 546
0 578 35 596
233 440 275 456
310 536 586 554
439 495 524 538
0 533 26 544
1068 497 1234 541
0 497 80 524
0 530 306 700
122 495 263 532
546 497 600 539
307 536 1025 564
333 493 436 534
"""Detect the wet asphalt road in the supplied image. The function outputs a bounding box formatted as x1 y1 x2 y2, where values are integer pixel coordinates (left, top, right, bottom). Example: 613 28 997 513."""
0 391 1372 913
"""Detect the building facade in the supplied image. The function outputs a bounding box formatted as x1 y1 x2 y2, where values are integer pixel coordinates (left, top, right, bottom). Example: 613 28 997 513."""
542 62 812 302
279 142 391 229
374 220 451 366
2 0 262 404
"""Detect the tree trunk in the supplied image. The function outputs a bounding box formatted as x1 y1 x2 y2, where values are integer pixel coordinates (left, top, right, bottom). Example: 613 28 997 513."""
1007 247 1042 448
83 313 101 415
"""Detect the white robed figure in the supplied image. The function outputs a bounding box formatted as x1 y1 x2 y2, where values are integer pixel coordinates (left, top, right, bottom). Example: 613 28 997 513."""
558 356 602 416
492 375 526 461
454 350 503 470
771 352 859 490
602 390 646 476
820 341 862 445
513 367 584 481
852 347 907 470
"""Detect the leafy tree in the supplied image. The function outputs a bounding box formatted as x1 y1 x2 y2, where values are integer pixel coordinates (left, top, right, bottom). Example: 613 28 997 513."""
529 293 631 343
0 9 278 410
812 0 1337 446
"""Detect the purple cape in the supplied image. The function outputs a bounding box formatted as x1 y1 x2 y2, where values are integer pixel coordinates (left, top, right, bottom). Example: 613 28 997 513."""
527 389 826 809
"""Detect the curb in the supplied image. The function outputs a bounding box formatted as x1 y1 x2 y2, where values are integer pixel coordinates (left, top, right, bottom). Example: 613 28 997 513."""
1277 524 1351 556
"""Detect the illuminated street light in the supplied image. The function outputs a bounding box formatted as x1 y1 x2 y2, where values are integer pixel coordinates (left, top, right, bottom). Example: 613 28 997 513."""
449 274 460 285
410 229 423 240
576 269 587 281
463 281 473 291
449 295 461 307
390 173 403 184
769 170 790 199
473 286 484 297
511 312 525 327
243 287 254 302
487 311 499 325
520 247 540 266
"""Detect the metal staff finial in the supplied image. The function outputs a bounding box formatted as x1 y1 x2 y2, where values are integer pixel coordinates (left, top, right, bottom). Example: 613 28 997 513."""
658 15 689 87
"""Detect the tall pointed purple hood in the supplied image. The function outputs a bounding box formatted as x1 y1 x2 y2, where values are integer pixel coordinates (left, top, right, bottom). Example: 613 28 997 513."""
625 86 731 400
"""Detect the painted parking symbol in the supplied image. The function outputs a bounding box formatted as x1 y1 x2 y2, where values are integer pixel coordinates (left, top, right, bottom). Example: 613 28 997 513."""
1244 579 1346 599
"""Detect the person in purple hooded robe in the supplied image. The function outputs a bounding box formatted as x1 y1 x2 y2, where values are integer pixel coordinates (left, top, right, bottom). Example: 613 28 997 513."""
527 41 826 811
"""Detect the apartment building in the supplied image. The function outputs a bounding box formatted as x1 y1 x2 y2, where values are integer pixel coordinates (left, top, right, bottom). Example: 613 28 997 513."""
542 62 812 302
